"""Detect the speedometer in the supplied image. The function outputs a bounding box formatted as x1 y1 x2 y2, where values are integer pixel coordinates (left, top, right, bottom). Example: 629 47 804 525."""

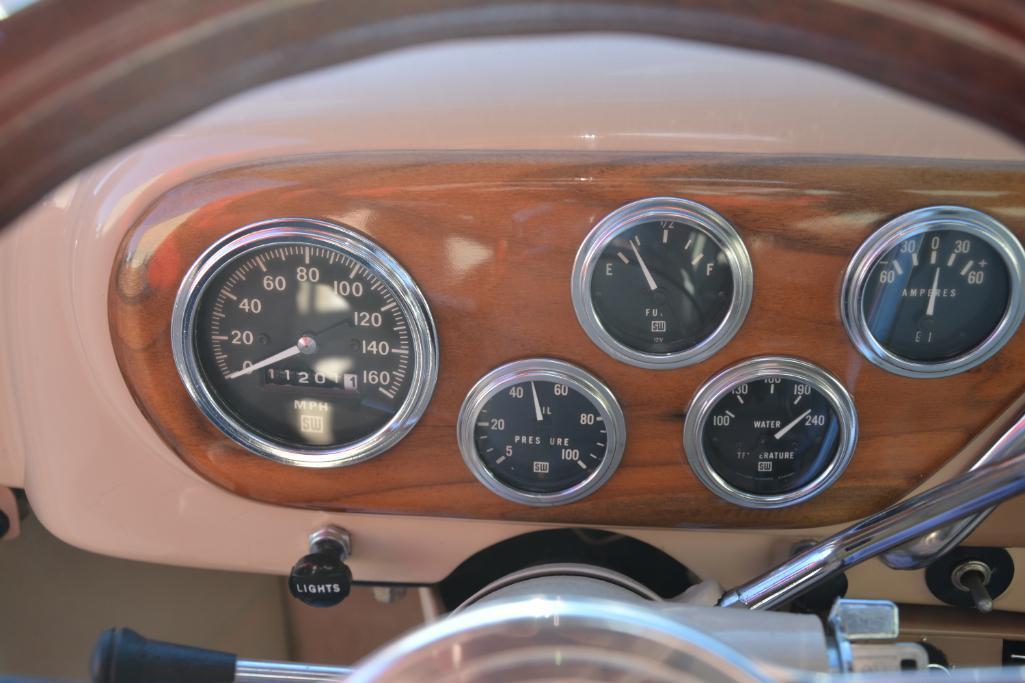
171 218 438 467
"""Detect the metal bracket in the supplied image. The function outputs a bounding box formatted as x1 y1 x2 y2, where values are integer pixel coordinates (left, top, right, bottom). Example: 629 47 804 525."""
308 525 351 560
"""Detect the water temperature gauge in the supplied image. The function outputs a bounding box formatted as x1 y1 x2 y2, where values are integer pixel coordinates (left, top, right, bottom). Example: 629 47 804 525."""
458 359 626 506
684 357 858 508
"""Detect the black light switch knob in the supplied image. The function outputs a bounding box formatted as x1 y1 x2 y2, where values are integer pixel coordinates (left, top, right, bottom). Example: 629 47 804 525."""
288 526 353 608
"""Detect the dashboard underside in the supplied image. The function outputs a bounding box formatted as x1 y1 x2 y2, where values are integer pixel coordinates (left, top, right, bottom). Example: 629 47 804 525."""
109 151 1025 530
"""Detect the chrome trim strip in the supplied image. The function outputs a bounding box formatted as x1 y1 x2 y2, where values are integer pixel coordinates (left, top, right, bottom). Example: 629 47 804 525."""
719 446 1025 610
683 356 858 509
347 597 768 683
453 562 661 613
841 205 1025 378
571 197 753 369
457 358 626 506
171 218 439 468
235 659 352 682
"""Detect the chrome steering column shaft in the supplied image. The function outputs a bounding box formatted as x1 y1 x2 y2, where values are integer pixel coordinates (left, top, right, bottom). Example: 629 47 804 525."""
719 447 1025 610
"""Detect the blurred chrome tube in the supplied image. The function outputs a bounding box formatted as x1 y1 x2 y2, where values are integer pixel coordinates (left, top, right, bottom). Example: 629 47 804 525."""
235 659 352 682
719 448 1025 610
880 407 1025 569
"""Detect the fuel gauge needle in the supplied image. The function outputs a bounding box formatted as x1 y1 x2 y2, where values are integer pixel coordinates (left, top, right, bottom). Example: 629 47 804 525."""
774 409 811 440
629 241 659 291
530 381 544 422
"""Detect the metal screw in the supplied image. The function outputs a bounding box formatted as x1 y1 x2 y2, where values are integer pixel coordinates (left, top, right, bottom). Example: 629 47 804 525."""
371 586 407 604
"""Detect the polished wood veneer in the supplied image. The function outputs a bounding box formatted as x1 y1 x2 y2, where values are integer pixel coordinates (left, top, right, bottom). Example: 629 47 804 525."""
110 153 1025 527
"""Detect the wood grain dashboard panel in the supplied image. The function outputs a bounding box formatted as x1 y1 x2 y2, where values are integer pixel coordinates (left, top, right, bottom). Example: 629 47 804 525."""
109 153 1025 528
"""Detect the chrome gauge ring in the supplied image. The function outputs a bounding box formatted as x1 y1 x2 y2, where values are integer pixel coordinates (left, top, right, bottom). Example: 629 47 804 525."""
842 206 1025 378
571 197 753 369
172 218 439 468
683 356 858 509
457 359 626 506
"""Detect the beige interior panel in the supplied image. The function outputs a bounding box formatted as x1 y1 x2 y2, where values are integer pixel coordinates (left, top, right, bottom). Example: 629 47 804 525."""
0 516 290 680
0 34 1021 613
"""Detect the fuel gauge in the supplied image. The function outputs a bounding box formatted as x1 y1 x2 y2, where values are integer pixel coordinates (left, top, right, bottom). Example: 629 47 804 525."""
572 197 753 369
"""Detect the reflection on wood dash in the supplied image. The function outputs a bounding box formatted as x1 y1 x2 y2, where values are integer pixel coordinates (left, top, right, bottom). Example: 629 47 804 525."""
109 152 1025 529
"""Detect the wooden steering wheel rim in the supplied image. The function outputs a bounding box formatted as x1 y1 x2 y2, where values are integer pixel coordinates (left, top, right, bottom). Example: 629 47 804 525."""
1 0 1024 228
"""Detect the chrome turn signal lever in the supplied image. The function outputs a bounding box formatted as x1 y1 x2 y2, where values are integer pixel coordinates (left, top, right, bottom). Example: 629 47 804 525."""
882 406 1025 570
91 628 352 683
720 447 1025 610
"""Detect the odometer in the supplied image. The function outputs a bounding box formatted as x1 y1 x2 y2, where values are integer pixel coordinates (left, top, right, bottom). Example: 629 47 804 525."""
684 357 857 508
457 359 626 506
843 206 1025 378
172 219 438 467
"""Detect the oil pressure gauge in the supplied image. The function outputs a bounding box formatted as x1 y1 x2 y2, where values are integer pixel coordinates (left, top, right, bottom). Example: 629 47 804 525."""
572 197 753 369
458 359 626 506
843 206 1025 377
684 357 858 508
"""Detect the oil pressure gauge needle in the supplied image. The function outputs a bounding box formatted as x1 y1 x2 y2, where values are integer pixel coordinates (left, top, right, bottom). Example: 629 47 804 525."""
530 381 544 422
227 335 317 379
774 408 812 440
629 241 659 291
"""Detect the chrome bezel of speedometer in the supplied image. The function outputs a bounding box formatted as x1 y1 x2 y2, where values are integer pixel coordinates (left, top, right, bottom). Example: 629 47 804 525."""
683 356 858 509
171 218 439 468
842 206 1025 378
571 197 753 369
457 359 626 506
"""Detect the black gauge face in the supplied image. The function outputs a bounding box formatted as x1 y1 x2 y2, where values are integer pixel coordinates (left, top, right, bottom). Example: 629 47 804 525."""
701 377 841 496
590 220 734 354
193 242 414 449
472 380 609 495
862 229 1010 362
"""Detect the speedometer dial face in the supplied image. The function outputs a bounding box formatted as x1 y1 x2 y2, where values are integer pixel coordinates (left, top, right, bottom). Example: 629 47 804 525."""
572 197 752 369
172 219 438 467
684 357 857 508
458 359 626 506
843 206 1025 378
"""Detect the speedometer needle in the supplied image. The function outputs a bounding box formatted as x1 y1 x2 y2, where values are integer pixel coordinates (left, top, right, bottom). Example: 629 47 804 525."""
774 409 811 440
530 381 544 422
227 335 317 379
926 266 941 316
629 241 659 291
